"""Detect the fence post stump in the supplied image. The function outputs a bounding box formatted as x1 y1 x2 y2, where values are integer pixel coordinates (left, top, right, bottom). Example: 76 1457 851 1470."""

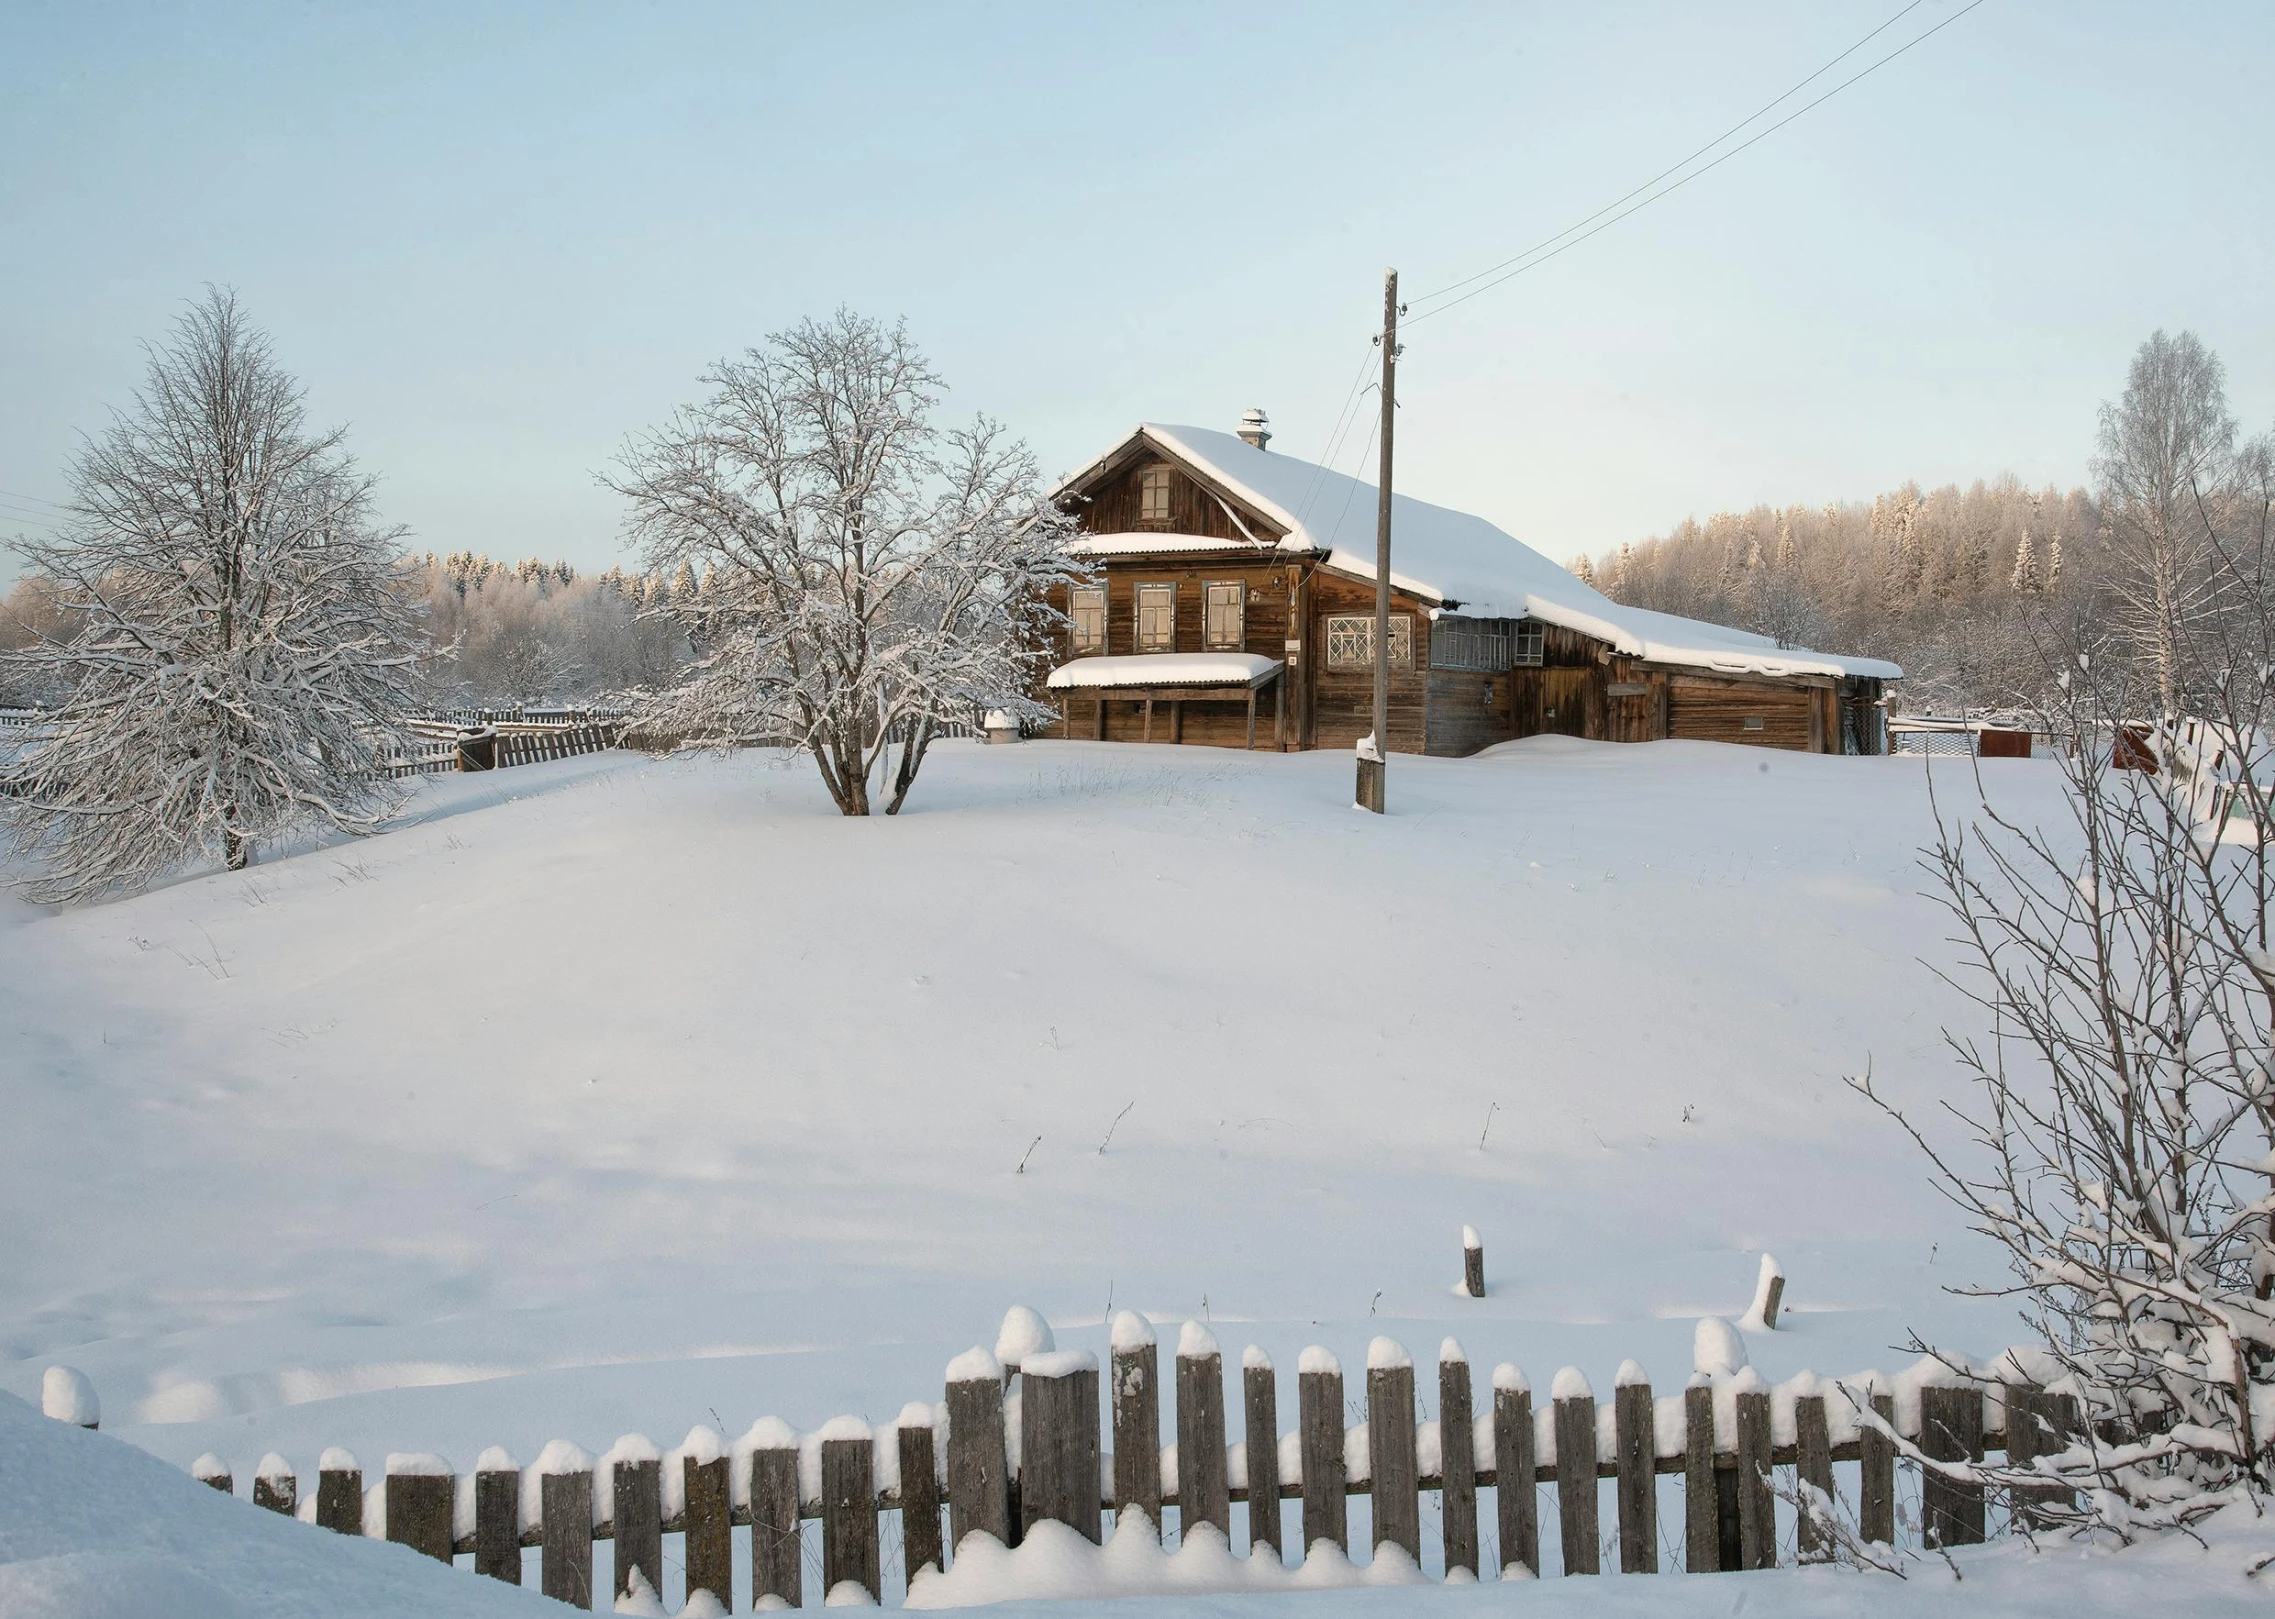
1613 1363 1657 1574
1020 1353 1102 1544
748 1429 802 1609
1366 1339 1420 1564
1683 1377 1718 1572
540 1465 593 1608
898 1410 944 1583
1493 1366 1538 1577
612 1450 663 1603
684 1445 732 1611
252 1457 296 1517
822 1428 881 1602
1109 1314 1162 1539
315 1453 362 1536
1859 1387 1897 1546
1920 1384 1986 1547
1298 1351 1347 1556
1439 1342 1478 1578
1243 1349 1283 1560
1551 1370 1600 1575
1733 1378 1774 1570
1795 1386 1834 1563
473 1454 520 1583
1462 1225 1486 1298
385 1459 454 1562
1176 1324 1230 1544
945 1351 1010 1552
193 1455 232 1495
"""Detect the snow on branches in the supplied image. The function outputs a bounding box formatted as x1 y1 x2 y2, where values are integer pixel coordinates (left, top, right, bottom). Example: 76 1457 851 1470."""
607 311 1087 815
1 290 421 902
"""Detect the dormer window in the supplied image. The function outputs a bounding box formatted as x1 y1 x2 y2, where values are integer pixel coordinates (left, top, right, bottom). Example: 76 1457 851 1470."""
1138 467 1172 526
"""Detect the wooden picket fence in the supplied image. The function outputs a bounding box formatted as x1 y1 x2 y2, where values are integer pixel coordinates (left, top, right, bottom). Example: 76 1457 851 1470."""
194 1329 2076 1611
381 722 620 779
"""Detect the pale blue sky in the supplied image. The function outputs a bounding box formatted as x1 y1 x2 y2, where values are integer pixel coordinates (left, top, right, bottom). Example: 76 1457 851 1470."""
3 1 2269 583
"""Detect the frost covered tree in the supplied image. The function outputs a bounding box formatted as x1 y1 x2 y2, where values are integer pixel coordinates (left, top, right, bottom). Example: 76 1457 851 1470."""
607 310 1084 816
0 290 420 900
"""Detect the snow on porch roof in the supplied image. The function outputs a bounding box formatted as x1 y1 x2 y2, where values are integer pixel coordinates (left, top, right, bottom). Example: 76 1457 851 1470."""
1046 653 1284 691
1056 424 1902 683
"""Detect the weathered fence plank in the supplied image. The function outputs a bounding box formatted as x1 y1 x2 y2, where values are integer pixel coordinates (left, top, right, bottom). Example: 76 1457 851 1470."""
822 1432 881 1602
1552 1372 1600 1575
474 1461 520 1583
1244 1350 1283 1559
684 1450 732 1610
387 1467 453 1563
899 1416 944 1582
316 1457 362 1536
1613 1366 1656 1573
1367 1342 1420 1562
612 1455 662 1603
1796 1389 1834 1563
252 1459 296 1517
945 1356 1010 1552
1299 1354 1348 1555
1438 1344 1477 1578
1021 1355 1102 1544
1734 1383 1774 1571
1921 1384 1986 1547
1176 1327 1230 1543
1463 1225 1486 1299
750 1439 802 1609
1493 1367 1538 1577
1110 1316 1162 1538
1683 1378 1718 1572
1860 1388 1897 1545
540 1469 592 1608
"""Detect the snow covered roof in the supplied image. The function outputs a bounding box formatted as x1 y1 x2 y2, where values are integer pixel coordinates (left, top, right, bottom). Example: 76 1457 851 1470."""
1057 424 1902 683
1046 653 1283 691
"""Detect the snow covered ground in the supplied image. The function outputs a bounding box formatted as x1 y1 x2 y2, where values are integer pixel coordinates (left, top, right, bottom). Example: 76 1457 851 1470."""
12 735 2250 1608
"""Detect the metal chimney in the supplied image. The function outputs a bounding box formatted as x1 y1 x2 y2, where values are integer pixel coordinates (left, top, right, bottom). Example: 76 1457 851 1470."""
1236 408 1271 451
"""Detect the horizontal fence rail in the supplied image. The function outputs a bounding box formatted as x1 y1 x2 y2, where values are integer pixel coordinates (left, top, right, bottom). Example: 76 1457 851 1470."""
180 1314 2083 1611
381 721 622 778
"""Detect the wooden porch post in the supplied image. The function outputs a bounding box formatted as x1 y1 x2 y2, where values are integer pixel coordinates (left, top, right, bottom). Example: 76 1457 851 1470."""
1143 698 1153 742
1245 687 1257 750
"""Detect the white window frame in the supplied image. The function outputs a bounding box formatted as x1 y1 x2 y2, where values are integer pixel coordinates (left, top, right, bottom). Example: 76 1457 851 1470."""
1202 580 1245 651
1324 613 1412 670
1137 467 1173 525
1135 582 1176 652
1068 585 1107 654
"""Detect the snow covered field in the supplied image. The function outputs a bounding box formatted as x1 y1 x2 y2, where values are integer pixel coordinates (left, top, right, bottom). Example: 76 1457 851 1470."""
7 735 2212 1605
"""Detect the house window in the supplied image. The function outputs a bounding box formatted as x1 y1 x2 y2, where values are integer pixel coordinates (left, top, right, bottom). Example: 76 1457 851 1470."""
1138 468 1173 526
1430 615 1534 672
1203 582 1245 650
1512 620 1545 666
1069 585 1106 654
1136 582 1175 652
1324 613 1412 670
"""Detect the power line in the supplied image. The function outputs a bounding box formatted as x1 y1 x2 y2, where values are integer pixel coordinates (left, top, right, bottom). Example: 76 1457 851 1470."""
1404 0 1988 328
1291 341 1382 533
0 487 69 511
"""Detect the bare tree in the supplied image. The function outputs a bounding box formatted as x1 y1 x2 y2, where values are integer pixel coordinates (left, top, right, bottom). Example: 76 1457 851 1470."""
1 290 421 901
607 311 1083 815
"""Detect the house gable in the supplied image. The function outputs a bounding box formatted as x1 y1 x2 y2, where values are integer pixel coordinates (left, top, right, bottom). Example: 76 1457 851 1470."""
1057 429 1293 550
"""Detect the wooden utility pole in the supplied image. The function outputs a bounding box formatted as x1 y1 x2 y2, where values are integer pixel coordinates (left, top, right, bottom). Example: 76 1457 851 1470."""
1356 267 1398 814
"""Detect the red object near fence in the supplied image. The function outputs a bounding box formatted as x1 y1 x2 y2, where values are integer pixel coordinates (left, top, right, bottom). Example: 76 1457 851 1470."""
2113 725 2158 772
1977 729 2032 759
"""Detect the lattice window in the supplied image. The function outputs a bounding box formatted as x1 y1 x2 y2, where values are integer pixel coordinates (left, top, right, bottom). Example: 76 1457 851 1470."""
1203 581 1244 650
1069 586 1106 654
1137 467 1173 526
1512 620 1545 666
1325 613 1412 670
1136 582 1175 652
1430 615 1528 672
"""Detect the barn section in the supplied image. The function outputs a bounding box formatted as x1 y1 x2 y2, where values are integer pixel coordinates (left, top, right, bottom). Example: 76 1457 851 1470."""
1040 420 1900 756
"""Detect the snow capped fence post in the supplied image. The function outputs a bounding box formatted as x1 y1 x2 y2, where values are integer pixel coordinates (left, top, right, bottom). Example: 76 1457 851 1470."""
679 1429 732 1611
1108 1313 1162 1539
944 1349 1010 1553
1856 1382 1896 1546
1747 1255 1784 1330
193 1454 232 1495
316 1450 362 1536
743 1423 802 1609
2002 1380 2075 1530
1793 1382 1834 1564
1550 1369 1599 1575
1175 1322 1230 1543
1732 1377 1774 1571
607 1439 663 1604
1491 1365 1538 1577
472 1449 519 1583
1682 1375 1718 1572
897 1405 944 1582
1919 1384 1986 1547
1366 1337 1420 1563
252 1454 296 1516
384 1454 454 1562
41 1366 99 1429
1612 1361 1656 1574
1462 1226 1486 1300
1242 1348 1282 1558
1438 1340 1477 1578
819 1421 881 1602
535 1444 594 1608
1019 1351 1102 1545
1298 1349 1348 1554
996 1307 1053 1549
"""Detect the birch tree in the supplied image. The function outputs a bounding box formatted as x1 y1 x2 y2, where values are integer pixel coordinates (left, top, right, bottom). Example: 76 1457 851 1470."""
1 290 421 901
607 311 1083 816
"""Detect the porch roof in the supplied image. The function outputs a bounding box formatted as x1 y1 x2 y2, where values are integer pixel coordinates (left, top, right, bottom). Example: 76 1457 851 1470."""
1045 653 1284 692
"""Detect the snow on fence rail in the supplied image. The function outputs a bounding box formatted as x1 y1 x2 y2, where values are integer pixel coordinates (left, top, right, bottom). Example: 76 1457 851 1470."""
160 1310 2081 1610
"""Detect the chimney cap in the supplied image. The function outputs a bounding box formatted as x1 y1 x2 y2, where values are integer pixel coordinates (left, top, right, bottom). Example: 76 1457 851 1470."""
1236 408 1271 451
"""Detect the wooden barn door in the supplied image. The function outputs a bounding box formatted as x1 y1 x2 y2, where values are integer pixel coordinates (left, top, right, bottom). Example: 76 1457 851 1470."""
1540 670 1591 737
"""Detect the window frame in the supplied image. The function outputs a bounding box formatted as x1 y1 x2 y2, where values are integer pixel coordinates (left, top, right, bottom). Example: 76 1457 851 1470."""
1137 467 1173 526
1135 581 1176 653
1324 613 1413 671
1068 584 1107 655
1201 580 1246 651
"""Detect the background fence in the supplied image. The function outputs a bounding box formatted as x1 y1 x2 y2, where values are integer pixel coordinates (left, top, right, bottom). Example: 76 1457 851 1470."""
184 1320 2075 1611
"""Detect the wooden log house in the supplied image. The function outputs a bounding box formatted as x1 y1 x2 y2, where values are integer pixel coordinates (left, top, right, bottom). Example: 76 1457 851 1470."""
1041 416 1900 756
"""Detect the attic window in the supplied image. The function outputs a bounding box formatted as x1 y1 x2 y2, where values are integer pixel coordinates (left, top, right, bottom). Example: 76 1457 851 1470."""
1138 467 1172 526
